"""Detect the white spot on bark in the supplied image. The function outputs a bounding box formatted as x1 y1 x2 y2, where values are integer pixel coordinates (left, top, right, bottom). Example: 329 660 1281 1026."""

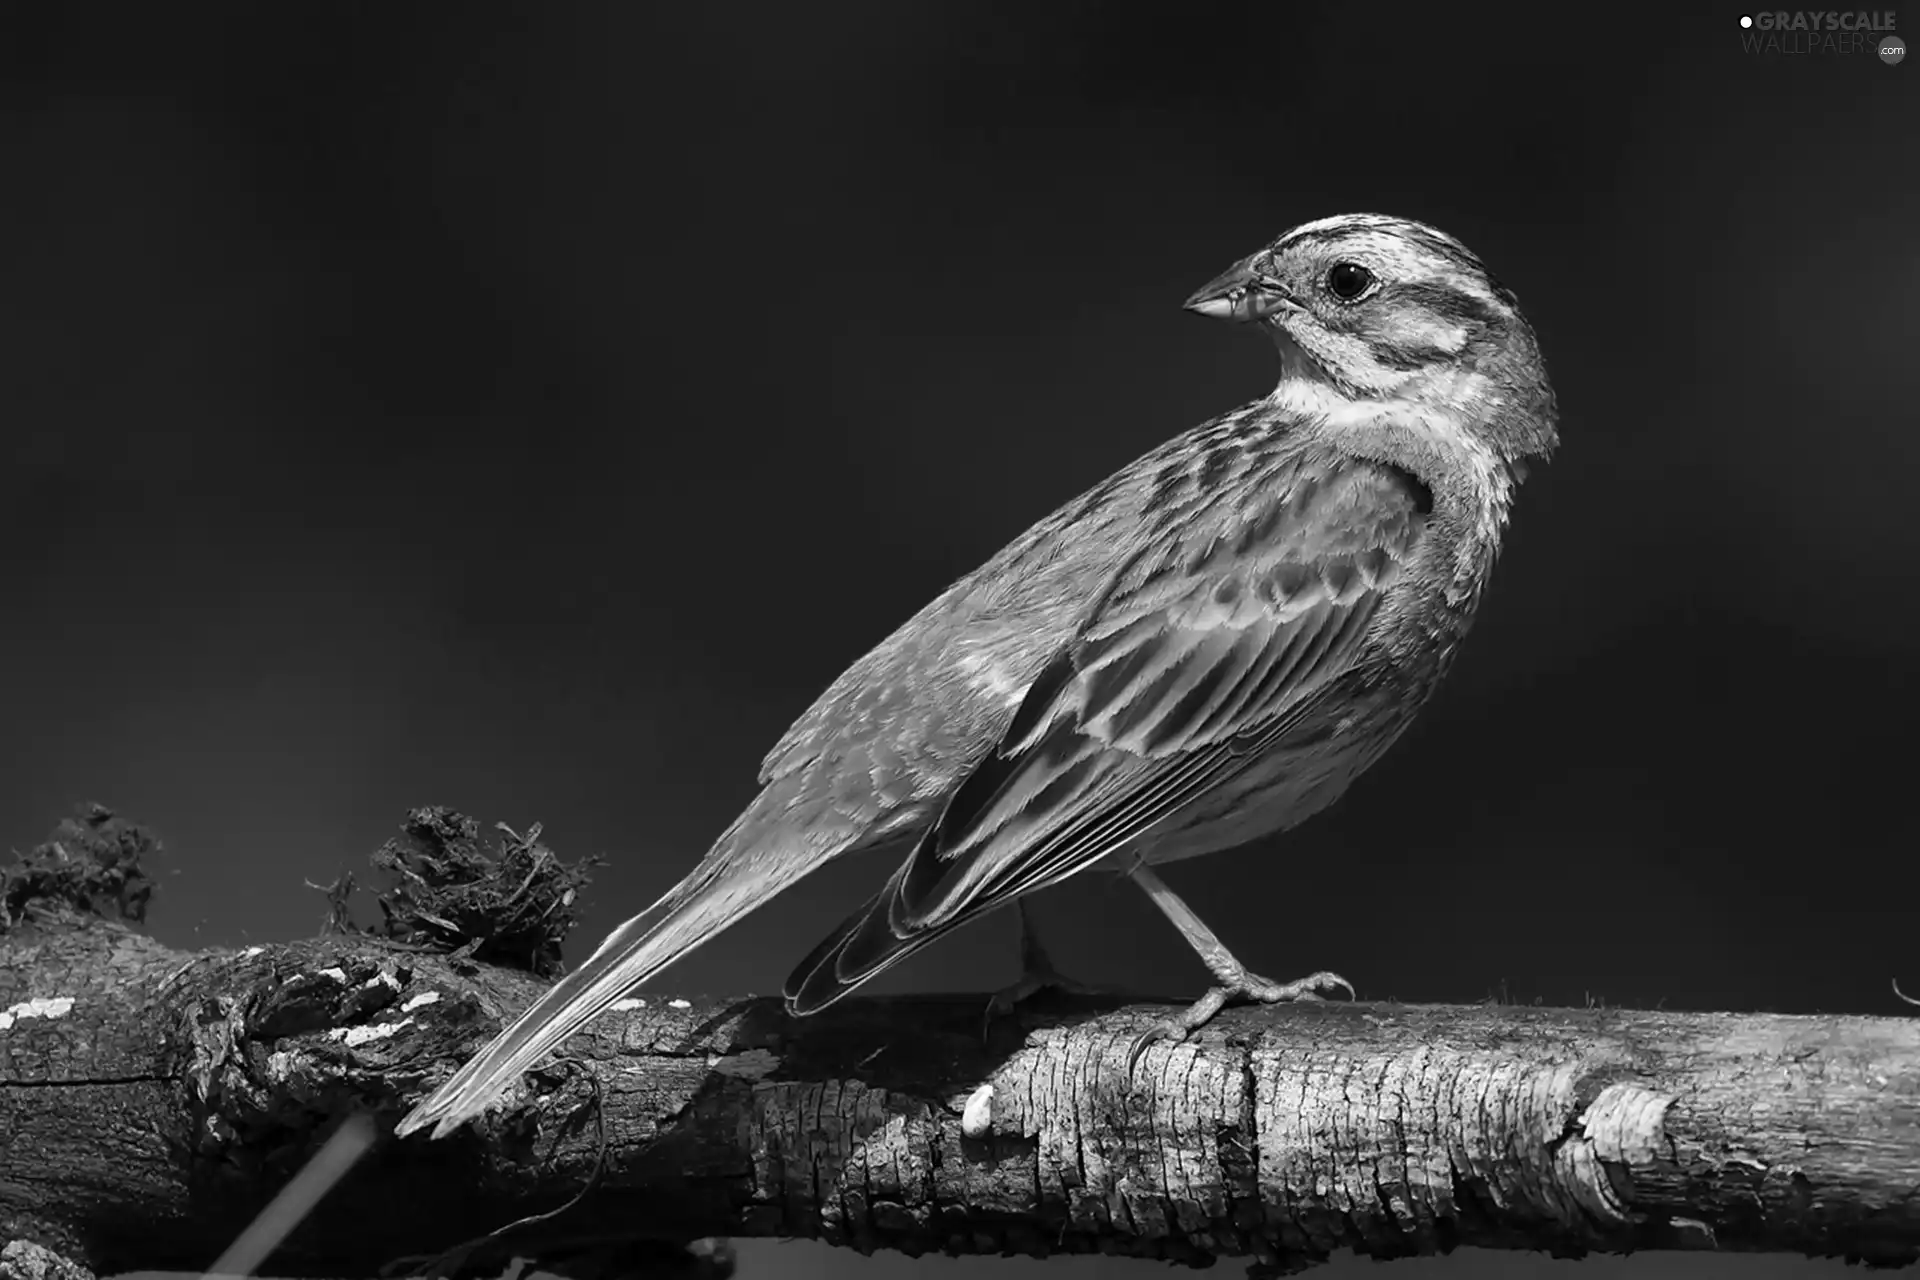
0 997 76 1030
401 992 441 1013
707 1048 782 1080
961 1083 994 1138
241 946 266 957
329 1020 411 1046
361 972 400 991
611 997 647 1011
317 967 348 983
668 998 691 1009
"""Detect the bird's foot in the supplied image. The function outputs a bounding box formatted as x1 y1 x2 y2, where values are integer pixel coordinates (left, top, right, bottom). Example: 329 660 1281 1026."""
1126 968 1353 1072
982 900 1119 1040
985 966 1115 1024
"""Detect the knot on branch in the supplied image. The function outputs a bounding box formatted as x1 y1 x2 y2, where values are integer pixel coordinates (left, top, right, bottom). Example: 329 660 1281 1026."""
179 948 452 1158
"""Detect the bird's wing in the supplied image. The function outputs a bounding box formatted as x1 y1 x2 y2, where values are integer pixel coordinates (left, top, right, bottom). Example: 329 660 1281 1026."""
784 453 1430 1012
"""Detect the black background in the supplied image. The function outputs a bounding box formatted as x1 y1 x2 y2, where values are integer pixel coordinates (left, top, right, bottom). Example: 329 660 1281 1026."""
5 4 1914 1277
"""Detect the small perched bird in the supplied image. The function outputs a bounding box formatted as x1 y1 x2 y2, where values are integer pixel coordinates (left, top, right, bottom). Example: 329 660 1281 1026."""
396 213 1559 1140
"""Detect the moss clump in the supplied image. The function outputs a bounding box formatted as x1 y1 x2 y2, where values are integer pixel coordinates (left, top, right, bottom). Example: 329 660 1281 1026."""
1 802 159 930
346 806 598 979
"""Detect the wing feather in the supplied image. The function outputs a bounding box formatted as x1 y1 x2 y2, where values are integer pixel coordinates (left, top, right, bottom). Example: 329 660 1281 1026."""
783 456 1431 1014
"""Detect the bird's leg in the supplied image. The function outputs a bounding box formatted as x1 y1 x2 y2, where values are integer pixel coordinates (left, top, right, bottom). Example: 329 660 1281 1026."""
1124 863 1352 1070
983 897 1115 1037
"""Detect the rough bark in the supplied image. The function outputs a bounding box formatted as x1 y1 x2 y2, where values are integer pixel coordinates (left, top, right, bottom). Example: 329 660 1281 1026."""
3 917 1918 1278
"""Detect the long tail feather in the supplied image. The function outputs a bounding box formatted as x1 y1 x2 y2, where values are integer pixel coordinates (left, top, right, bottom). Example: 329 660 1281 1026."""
394 838 803 1139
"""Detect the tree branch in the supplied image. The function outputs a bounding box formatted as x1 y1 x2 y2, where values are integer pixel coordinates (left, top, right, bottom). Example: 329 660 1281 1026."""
4 917 1918 1277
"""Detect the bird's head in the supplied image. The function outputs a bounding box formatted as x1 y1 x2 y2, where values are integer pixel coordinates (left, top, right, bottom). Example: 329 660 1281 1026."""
1187 214 1558 461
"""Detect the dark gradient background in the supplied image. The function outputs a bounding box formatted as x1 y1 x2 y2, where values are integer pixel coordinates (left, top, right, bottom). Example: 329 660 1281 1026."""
5 3 1915 1277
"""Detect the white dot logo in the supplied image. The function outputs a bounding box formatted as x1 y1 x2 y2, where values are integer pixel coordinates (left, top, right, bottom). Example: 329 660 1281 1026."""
1882 35 1907 64
1739 14 1753 26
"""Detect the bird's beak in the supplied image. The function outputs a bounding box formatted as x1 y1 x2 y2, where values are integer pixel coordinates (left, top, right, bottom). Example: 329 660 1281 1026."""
1184 254 1297 324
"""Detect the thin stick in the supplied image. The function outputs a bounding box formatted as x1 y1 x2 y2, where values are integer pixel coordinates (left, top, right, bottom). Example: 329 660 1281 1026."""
205 1111 378 1278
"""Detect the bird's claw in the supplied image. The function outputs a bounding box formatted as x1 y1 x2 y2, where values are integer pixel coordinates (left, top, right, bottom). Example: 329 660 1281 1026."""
1125 968 1354 1075
1125 1017 1191 1073
1264 969 1355 1004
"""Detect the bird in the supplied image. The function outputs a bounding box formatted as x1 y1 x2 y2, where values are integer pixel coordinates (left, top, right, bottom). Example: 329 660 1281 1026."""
394 212 1560 1140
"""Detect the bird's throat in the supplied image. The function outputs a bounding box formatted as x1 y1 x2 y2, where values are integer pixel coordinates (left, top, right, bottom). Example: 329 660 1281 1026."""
1265 324 1328 384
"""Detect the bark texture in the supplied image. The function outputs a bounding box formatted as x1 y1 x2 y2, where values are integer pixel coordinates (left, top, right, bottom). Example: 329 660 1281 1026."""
3 918 1918 1278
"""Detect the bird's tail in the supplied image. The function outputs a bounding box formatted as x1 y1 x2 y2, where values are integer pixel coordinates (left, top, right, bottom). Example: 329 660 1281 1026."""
393 837 803 1140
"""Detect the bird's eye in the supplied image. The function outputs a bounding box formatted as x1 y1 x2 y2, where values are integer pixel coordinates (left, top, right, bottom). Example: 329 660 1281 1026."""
1326 262 1375 301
